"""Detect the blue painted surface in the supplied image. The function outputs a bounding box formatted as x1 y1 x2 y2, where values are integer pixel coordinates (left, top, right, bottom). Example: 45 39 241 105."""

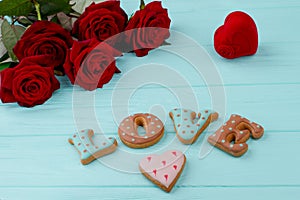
1 0 300 199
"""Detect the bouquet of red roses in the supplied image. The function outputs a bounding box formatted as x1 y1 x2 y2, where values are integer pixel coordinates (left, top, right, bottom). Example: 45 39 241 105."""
0 0 170 107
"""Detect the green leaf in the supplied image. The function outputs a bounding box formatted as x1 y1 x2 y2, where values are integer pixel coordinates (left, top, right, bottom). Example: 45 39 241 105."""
71 0 92 14
57 12 72 31
140 0 145 10
17 17 33 26
0 62 10 72
0 62 16 72
37 0 73 16
162 41 171 46
27 14 38 22
1 19 26 61
0 52 9 63
0 0 33 17
50 15 59 24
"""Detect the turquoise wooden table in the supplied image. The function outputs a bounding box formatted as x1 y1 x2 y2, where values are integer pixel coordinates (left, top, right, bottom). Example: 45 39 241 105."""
1 0 300 199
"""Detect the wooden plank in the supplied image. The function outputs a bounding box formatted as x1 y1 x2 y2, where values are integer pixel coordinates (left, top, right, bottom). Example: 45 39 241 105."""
0 1 299 199
122 0 300 45
0 133 299 187
51 41 300 88
168 7 300 45
118 0 300 87
1 187 300 200
0 84 299 135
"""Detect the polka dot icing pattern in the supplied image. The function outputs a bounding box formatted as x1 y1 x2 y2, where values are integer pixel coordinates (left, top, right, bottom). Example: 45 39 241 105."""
207 114 264 157
139 150 186 193
169 108 219 144
118 113 164 148
68 129 117 165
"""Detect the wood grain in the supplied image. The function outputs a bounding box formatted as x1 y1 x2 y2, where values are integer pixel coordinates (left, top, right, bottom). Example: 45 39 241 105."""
0 0 299 199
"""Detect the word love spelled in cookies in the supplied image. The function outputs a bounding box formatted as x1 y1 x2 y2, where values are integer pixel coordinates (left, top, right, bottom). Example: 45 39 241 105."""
118 113 164 148
169 108 219 144
139 150 186 193
208 114 264 157
69 129 118 165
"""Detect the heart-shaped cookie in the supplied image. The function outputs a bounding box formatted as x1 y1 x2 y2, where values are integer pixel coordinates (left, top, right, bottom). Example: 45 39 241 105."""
214 11 258 59
139 150 186 193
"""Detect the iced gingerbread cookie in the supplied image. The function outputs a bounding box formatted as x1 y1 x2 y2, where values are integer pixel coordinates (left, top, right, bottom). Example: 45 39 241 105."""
69 129 118 165
118 113 164 148
169 108 219 144
139 150 186 193
207 114 264 157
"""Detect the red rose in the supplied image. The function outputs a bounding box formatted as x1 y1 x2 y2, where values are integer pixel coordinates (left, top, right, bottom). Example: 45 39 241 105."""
0 56 60 107
13 21 73 70
72 1 127 43
125 1 171 57
63 39 121 91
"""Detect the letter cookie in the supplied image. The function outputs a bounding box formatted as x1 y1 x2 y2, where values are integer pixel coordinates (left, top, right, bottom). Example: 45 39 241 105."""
68 129 118 165
118 113 164 148
139 150 186 193
207 114 264 157
169 108 219 144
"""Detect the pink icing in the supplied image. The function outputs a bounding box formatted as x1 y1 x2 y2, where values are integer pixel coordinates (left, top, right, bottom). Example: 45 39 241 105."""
139 150 185 188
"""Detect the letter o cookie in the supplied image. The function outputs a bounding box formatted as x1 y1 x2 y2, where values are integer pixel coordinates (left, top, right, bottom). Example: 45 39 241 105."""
118 113 164 148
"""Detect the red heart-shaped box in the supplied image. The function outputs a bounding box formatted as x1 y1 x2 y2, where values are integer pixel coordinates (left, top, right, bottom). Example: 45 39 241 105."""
214 11 258 59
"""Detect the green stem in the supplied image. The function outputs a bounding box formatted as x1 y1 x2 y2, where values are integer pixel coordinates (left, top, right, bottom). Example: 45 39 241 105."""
33 0 42 20
140 0 145 10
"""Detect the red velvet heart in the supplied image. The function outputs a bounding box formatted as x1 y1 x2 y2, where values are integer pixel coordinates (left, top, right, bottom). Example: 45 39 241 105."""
214 11 258 59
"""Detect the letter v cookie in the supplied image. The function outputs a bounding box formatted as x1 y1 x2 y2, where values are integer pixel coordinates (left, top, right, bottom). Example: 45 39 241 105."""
207 114 264 157
68 129 118 165
139 150 186 193
169 108 219 144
